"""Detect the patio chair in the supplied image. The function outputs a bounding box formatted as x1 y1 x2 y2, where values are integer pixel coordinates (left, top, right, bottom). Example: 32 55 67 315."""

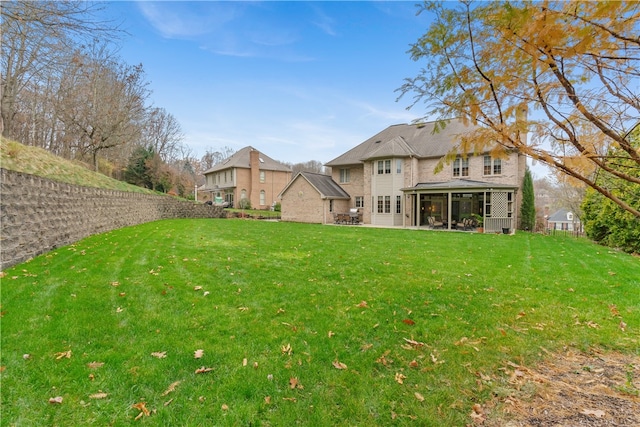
428 216 443 229
461 217 473 231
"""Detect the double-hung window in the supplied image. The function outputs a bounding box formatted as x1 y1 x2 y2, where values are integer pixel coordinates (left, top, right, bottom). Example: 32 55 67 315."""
453 158 469 177
483 156 502 176
339 168 350 183
377 196 391 213
377 160 392 174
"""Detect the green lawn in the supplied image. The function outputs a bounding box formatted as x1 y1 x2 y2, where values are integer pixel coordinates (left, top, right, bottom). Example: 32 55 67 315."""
1 220 638 425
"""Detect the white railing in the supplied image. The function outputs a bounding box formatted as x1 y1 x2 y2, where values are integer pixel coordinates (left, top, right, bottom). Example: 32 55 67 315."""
485 217 514 233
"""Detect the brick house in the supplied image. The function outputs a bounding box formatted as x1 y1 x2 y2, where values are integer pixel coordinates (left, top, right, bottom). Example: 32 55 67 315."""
547 208 583 232
202 147 292 209
279 172 350 224
280 119 526 232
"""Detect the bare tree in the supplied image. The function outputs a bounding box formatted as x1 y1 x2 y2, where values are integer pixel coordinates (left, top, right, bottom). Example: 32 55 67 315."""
287 160 326 175
55 44 148 169
1 1 120 137
200 146 235 171
139 107 184 162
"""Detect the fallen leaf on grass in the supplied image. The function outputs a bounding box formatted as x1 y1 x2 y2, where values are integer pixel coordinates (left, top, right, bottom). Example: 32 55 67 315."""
264 396 271 404
89 392 108 399
394 372 407 384
332 360 347 370
242 358 248 366
194 286 203 291
409 360 419 368
328 331 335 338
402 338 426 349
49 396 63 404
132 401 150 420
516 311 526 319
586 321 600 329
620 321 627 331
289 377 303 389
195 367 213 374
470 403 485 423
430 353 444 364
581 408 605 418
151 351 167 359
221 404 229 411
194 349 204 359
55 350 71 360
163 398 173 406
357 300 368 308
414 392 425 402
609 304 620 317
281 343 292 356
402 319 415 325
161 381 181 396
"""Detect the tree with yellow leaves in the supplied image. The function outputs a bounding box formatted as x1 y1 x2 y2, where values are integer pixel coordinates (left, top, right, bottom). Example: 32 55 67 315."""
400 1 640 217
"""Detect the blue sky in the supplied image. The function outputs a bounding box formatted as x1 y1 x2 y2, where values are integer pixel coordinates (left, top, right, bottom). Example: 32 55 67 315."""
103 1 429 165
104 1 552 178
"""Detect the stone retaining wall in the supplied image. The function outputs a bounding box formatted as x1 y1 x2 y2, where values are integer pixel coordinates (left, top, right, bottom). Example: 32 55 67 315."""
0 168 225 270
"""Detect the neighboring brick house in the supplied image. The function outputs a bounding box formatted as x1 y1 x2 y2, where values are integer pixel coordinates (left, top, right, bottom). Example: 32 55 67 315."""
547 208 582 232
202 147 292 209
280 119 527 233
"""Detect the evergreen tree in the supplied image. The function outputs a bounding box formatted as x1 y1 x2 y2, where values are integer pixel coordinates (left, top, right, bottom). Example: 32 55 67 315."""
124 146 154 189
520 167 536 231
582 130 640 253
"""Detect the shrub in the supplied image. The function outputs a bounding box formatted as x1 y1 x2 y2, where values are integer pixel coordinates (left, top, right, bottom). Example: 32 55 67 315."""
238 198 251 209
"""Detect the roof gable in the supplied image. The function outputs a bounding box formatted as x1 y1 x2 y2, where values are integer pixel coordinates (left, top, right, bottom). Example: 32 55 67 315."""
362 136 417 161
548 208 577 222
204 146 291 174
326 119 475 167
280 172 350 199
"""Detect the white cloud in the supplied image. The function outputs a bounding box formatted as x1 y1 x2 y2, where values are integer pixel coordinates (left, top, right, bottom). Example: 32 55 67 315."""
136 2 243 39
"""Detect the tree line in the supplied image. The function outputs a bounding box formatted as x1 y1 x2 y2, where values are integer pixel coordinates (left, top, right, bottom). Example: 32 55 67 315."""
2 1 205 197
1 1 329 198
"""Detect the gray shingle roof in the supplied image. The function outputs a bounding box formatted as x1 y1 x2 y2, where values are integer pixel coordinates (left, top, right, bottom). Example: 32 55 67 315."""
548 208 576 222
281 172 350 199
204 146 291 174
326 119 474 167
402 179 518 192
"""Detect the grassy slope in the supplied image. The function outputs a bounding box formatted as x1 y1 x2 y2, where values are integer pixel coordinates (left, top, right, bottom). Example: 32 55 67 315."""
0 137 154 193
1 220 638 425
